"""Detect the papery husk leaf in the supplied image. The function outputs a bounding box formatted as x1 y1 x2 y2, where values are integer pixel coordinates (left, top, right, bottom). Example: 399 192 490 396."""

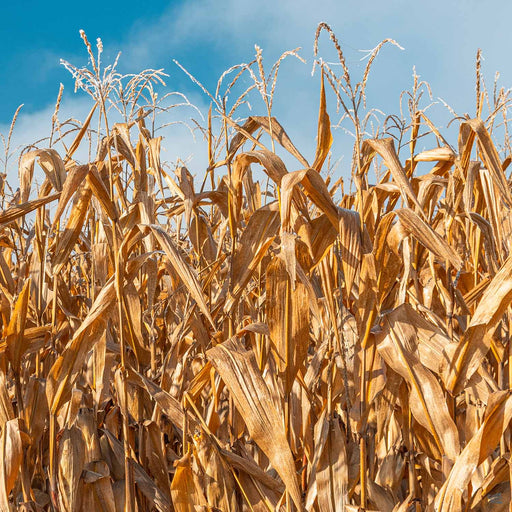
81 460 116 512
266 255 310 395
125 367 189 431
150 224 214 328
298 214 337 269
207 336 304 511
57 426 85 512
52 184 92 274
193 430 237 511
463 118 512 207
226 204 280 312
443 254 512 395
0 372 14 431
170 454 208 512
396 208 462 269
46 280 115 414
103 430 173 512
339 208 362 300
0 419 22 512
86 166 119 221
435 391 512 512
377 306 460 461
306 410 348 512
414 146 455 163
143 421 171 500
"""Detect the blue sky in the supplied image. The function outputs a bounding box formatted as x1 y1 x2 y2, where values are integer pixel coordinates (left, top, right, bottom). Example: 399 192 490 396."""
2 0 512 176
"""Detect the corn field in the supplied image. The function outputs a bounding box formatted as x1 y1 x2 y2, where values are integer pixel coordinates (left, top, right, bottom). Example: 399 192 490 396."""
1 24 512 511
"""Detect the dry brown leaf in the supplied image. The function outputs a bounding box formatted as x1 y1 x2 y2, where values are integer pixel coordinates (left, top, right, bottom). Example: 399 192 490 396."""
103 430 173 512
363 138 423 212
0 419 23 512
266 255 310 395
207 336 304 511
443 254 512 395
126 367 190 431
57 426 85 512
52 164 91 228
46 280 115 414
86 166 119 221
19 149 66 202
229 116 309 167
0 372 14 431
306 410 347 511
226 204 280 313
193 431 237 511
52 184 92 274
463 118 512 207
150 224 215 328
170 454 208 512
435 391 512 512
81 460 116 512
5 278 31 374
413 147 455 163
339 208 362 299
0 194 60 227
377 306 460 462
312 70 333 172
396 208 463 269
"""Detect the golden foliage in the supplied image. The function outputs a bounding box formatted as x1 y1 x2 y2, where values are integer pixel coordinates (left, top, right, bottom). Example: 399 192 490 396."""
0 25 512 512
